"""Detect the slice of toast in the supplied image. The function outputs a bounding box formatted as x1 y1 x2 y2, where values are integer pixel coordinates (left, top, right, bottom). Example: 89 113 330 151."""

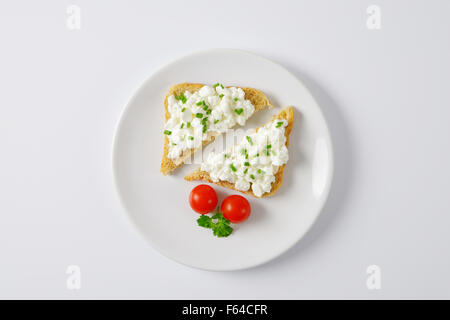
185 106 294 198
161 83 272 175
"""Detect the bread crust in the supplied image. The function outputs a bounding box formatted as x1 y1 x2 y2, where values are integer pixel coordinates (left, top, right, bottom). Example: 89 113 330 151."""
184 106 294 198
161 83 272 175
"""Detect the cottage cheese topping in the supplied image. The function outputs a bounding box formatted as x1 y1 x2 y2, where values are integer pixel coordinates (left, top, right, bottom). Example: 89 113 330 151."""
163 84 255 159
200 119 289 197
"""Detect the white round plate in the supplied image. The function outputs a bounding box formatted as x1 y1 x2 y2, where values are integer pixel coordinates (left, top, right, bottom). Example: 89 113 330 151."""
113 49 333 271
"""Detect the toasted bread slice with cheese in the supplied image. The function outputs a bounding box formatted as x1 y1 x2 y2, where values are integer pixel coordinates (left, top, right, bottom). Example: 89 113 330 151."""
185 106 294 198
161 83 272 175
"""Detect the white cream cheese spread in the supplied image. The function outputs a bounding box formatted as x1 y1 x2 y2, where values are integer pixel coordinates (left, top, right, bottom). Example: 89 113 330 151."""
200 119 289 197
163 84 255 159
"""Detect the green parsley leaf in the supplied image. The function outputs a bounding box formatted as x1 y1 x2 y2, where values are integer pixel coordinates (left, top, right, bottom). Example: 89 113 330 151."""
172 143 177 146
214 119 220 124
164 130 172 135
206 109 212 115
202 125 207 133
250 174 255 179
197 215 213 228
180 123 184 129
243 168 248 174
211 213 222 219
213 221 232 237
212 213 232 236
196 101 203 106
219 94 224 98
196 113 203 118
230 164 237 172
187 122 191 128
197 212 233 238
188 136 194 140
181 107 186 112
234 97 238 101
257 169 265 174
276 121 283 128
244 162 250 166
246 136 253 145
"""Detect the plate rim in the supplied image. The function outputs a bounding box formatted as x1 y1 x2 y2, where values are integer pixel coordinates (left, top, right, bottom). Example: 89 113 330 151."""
112 48 334 271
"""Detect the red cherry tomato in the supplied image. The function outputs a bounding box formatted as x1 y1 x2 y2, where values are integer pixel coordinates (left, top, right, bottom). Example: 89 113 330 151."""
221 195 251 223
189 184 218 214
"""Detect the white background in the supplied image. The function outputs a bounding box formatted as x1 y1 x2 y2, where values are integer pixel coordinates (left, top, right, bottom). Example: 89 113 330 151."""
1 0 449 299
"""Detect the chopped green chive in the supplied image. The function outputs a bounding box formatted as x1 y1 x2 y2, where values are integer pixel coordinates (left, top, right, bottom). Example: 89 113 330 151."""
241 148 247 155
214 119 219 124
196 101 203 106
243 168 248 174
202 125 207 133
163 130 172 135
196 113 203 118
246 136 253 145
266 144 272 149
180 123 184 129
219 94 224 98
206 109 211 115
186 122 191 128
224 154 229 158
250 174 255 179
234 108 244 115
175 92 187 104
181 107 186 112
230 164 237 172
213 83 224 89
244 162 250 166
245 154 248 159
172 143 177 146
234 97 238 101
201 117 208 125
256 153 259 157
264 149 270 156
276 121 283 128
188 136 194 140
203 106 208 111
257 169 265 174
